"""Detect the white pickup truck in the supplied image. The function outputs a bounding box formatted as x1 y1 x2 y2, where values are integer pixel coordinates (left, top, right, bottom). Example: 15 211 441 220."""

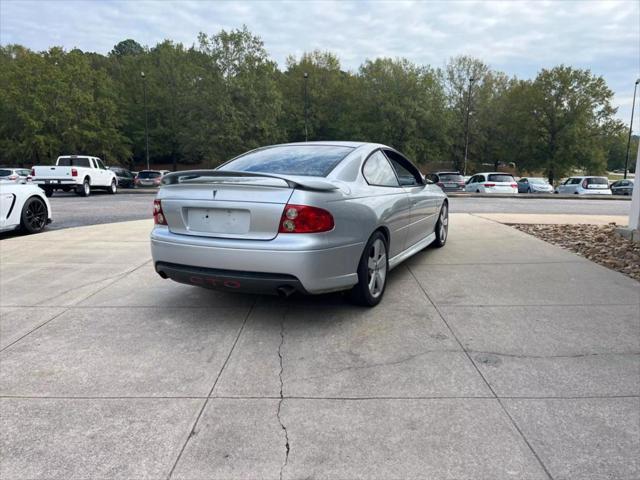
31 155 118 197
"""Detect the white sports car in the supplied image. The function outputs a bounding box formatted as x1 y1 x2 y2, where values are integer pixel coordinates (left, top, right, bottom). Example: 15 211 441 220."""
0 183 52 234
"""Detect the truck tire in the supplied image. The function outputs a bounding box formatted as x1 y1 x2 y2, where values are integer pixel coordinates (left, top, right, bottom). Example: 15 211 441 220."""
107 179 117 194
76 178 91 197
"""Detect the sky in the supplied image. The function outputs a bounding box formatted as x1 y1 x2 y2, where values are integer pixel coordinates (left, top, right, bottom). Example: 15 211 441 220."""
1 0 639 129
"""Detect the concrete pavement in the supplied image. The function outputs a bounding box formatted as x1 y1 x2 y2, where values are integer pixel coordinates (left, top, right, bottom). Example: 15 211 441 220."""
0 215 638 479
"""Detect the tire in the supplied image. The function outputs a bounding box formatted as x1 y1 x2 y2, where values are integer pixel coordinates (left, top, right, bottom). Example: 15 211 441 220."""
476 189 480 193
349 231 388 307
76 178 91 197
43 187 54 198
20 196 48 234
432 202 449 248
527 187 532 193
107 179 117 194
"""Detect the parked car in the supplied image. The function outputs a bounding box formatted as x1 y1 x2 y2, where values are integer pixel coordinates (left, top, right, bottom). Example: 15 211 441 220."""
109 167 135 188
135 170 165 187
517 177 554 193
31 155 118 197
555 176 612 195
0 168 31 184
465 172 518 194
426 171 465 192
0 183 52 234
610 179 634 196
151 142 448 307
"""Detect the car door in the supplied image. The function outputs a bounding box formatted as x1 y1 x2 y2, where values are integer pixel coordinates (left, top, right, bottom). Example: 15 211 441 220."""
94 158 109 186
383 149 438 249
361 150 411 259
0 187 15 229
465 175 477 192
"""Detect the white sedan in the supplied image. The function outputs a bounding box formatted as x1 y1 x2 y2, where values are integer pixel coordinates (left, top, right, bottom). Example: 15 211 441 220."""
0 183 52 234
465 172 518 194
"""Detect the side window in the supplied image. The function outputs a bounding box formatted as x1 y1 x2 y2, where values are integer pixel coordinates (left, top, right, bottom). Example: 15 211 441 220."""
426 174 438 183
95 159 106 170
569 178 581 185
383 150 423 186
362 151 400 187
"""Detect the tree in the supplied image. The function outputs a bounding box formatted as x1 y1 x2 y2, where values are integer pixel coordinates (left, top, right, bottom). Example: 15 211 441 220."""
110 39 144 57
528 66 618 183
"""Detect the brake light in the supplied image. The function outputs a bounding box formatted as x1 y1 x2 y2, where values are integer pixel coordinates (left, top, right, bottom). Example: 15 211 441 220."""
153 199 167 225
8 175 17 180
483 183 496 188
30 168 35 176
582 179 588 188
71 168 78 177
510 183 518 188
278 204 334 233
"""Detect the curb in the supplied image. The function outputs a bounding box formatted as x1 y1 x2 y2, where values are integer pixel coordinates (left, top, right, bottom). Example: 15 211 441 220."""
447 193 632 201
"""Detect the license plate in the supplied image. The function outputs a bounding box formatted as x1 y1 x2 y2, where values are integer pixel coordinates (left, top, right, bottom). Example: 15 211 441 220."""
187 208 250 234
445 183 457 187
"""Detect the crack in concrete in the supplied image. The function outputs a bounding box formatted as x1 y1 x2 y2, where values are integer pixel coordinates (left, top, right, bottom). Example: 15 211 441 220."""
276 310 290 480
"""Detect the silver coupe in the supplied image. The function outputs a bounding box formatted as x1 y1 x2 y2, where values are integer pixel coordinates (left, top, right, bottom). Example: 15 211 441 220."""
150 142 448 306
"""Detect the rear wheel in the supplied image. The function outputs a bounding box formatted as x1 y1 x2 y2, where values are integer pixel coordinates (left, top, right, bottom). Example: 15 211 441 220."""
76 178 91 197
350 232 388 307
20 196 48 234
432 202 449 248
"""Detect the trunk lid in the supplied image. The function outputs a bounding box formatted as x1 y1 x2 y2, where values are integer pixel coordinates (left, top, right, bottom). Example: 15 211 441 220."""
160 177 294 240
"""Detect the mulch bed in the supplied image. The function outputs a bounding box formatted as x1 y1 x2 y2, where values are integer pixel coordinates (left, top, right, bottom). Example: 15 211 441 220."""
512 223 640 282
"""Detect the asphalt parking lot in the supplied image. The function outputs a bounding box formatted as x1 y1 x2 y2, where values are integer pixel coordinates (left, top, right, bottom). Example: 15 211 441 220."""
1 214 638 479
40 190 632 230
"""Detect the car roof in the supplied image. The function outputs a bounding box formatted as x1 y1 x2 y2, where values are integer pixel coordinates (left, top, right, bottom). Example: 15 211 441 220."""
273 141 368 148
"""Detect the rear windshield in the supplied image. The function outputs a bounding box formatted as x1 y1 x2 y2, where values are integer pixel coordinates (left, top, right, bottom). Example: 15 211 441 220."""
219 145 354 177
57 157 91 167
488 174 515 182
0 169 12 177
586 177 608 185
138 171 161 179
438 173 463 182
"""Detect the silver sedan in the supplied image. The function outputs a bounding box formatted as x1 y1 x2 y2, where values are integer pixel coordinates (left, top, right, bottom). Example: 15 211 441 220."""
150 142 448 306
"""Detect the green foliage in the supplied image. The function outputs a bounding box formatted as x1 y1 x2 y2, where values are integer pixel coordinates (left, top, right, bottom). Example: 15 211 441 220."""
0 29 628 176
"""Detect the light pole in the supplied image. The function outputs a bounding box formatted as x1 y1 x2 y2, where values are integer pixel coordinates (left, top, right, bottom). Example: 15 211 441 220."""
141 71 150 171
303 72 309 142
624 78 640 180
462 77 476 176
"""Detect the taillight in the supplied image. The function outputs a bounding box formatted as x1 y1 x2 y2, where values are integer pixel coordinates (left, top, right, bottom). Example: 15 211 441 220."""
153 199 167 225
510 183 518 188
582 179 588 188
437 182 444 187
483 183 496 188
278 204 334 233
30 168 35 176
8 175 17 180
71 168 78 177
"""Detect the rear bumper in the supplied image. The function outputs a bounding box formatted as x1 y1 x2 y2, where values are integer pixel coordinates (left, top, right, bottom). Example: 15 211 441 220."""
578 190 612 195
33 179 76 186
155 262 307 295
150 227 362 294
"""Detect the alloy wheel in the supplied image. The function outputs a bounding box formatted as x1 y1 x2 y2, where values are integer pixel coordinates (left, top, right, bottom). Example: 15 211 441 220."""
25 199 46 231
367 238 387 298
439 204 449 243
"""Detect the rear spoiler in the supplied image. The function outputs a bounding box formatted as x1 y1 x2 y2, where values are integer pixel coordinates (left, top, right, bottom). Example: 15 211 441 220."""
161 170 339 191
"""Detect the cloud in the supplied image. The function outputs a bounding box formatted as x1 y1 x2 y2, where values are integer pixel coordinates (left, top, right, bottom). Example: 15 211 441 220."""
1 0 638 125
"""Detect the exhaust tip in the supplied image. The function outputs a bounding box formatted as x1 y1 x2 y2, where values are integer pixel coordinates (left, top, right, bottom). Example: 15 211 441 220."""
276 285 296 298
